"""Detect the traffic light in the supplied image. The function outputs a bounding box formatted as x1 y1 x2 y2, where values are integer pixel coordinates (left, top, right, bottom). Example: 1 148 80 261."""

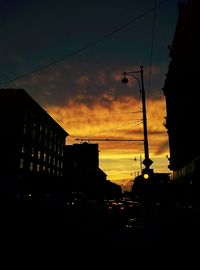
142 168 154 180
143 173 149 179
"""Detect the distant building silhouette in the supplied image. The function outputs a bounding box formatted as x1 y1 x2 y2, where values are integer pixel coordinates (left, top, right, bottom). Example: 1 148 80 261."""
163 0 198 200
63 142 123 199
0 89 68 196
64 142 106 184
132 172 171 202
63 142 123 200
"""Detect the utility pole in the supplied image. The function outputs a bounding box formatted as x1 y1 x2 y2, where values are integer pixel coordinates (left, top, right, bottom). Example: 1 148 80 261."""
121 66 153 173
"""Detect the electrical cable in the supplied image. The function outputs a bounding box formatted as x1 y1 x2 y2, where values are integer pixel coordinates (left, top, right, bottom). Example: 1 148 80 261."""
0 0 169 86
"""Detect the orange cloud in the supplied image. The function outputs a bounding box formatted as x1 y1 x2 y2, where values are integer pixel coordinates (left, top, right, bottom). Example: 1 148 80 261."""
46 95 170 183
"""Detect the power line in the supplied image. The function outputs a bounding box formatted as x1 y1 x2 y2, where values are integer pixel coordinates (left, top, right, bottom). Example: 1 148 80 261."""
0 0 169 86
0 71 17 88
75 138 144 142
147 0 157 98
62 119 142 125
71 120 143 141
62 111 141 118
86 121 142 137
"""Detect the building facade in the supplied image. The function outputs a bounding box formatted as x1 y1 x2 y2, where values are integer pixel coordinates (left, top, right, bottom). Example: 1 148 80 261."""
64 142 106 184
163 0 200 183
0 89 68 194
63 142 123 199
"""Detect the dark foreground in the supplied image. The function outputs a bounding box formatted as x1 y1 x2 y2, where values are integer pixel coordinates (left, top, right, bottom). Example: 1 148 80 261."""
0 198 198 265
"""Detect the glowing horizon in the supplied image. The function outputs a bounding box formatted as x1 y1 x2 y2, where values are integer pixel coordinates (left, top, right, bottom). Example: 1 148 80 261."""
46 96 171 186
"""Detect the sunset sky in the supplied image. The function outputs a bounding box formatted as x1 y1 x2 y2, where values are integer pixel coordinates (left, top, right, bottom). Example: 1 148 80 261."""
0 0 179 186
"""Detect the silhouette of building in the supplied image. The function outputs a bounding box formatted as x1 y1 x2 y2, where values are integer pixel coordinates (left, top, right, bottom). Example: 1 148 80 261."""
63 142 124 199
64 142 106 184
103 180 122 200
163 0 198 199
0 89 68 195
132 172 171 202
63 142 123 199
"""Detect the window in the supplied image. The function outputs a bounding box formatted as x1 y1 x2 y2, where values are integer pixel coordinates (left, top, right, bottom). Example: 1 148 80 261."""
37 164 40 172
30 162 34 171
21 144 25 154
31 148 35 158
54 145 56 152
32 129 36 139
23 124 27 134
19 158 24 169
38 151 41 159
44 139 47 147
44 153 47 162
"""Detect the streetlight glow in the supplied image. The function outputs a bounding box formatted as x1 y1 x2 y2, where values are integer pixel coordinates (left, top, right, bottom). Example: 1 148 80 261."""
143 173 149 179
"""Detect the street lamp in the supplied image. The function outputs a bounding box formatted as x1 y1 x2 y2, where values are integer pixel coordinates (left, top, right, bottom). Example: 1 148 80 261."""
121 66 153 174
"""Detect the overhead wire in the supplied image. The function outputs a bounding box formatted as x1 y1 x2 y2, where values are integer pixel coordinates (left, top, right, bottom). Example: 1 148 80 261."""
73 119 143 140
0 0 169 86
62 111 141 119
147 0 157 101
75 121 137 138
0 71 17 88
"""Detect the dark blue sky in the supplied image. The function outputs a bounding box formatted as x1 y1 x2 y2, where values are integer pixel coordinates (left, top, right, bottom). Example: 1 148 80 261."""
0 0 180 181
0 0 178 107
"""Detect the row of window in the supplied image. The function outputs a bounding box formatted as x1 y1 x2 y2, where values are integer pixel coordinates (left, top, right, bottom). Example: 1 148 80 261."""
21 145 64 163
19 158 63 176
23 123 65 147
22 130 64 154
19 156 63 169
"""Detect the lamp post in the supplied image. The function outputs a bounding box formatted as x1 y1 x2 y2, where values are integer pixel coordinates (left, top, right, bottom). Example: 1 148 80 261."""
121 66 153 174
